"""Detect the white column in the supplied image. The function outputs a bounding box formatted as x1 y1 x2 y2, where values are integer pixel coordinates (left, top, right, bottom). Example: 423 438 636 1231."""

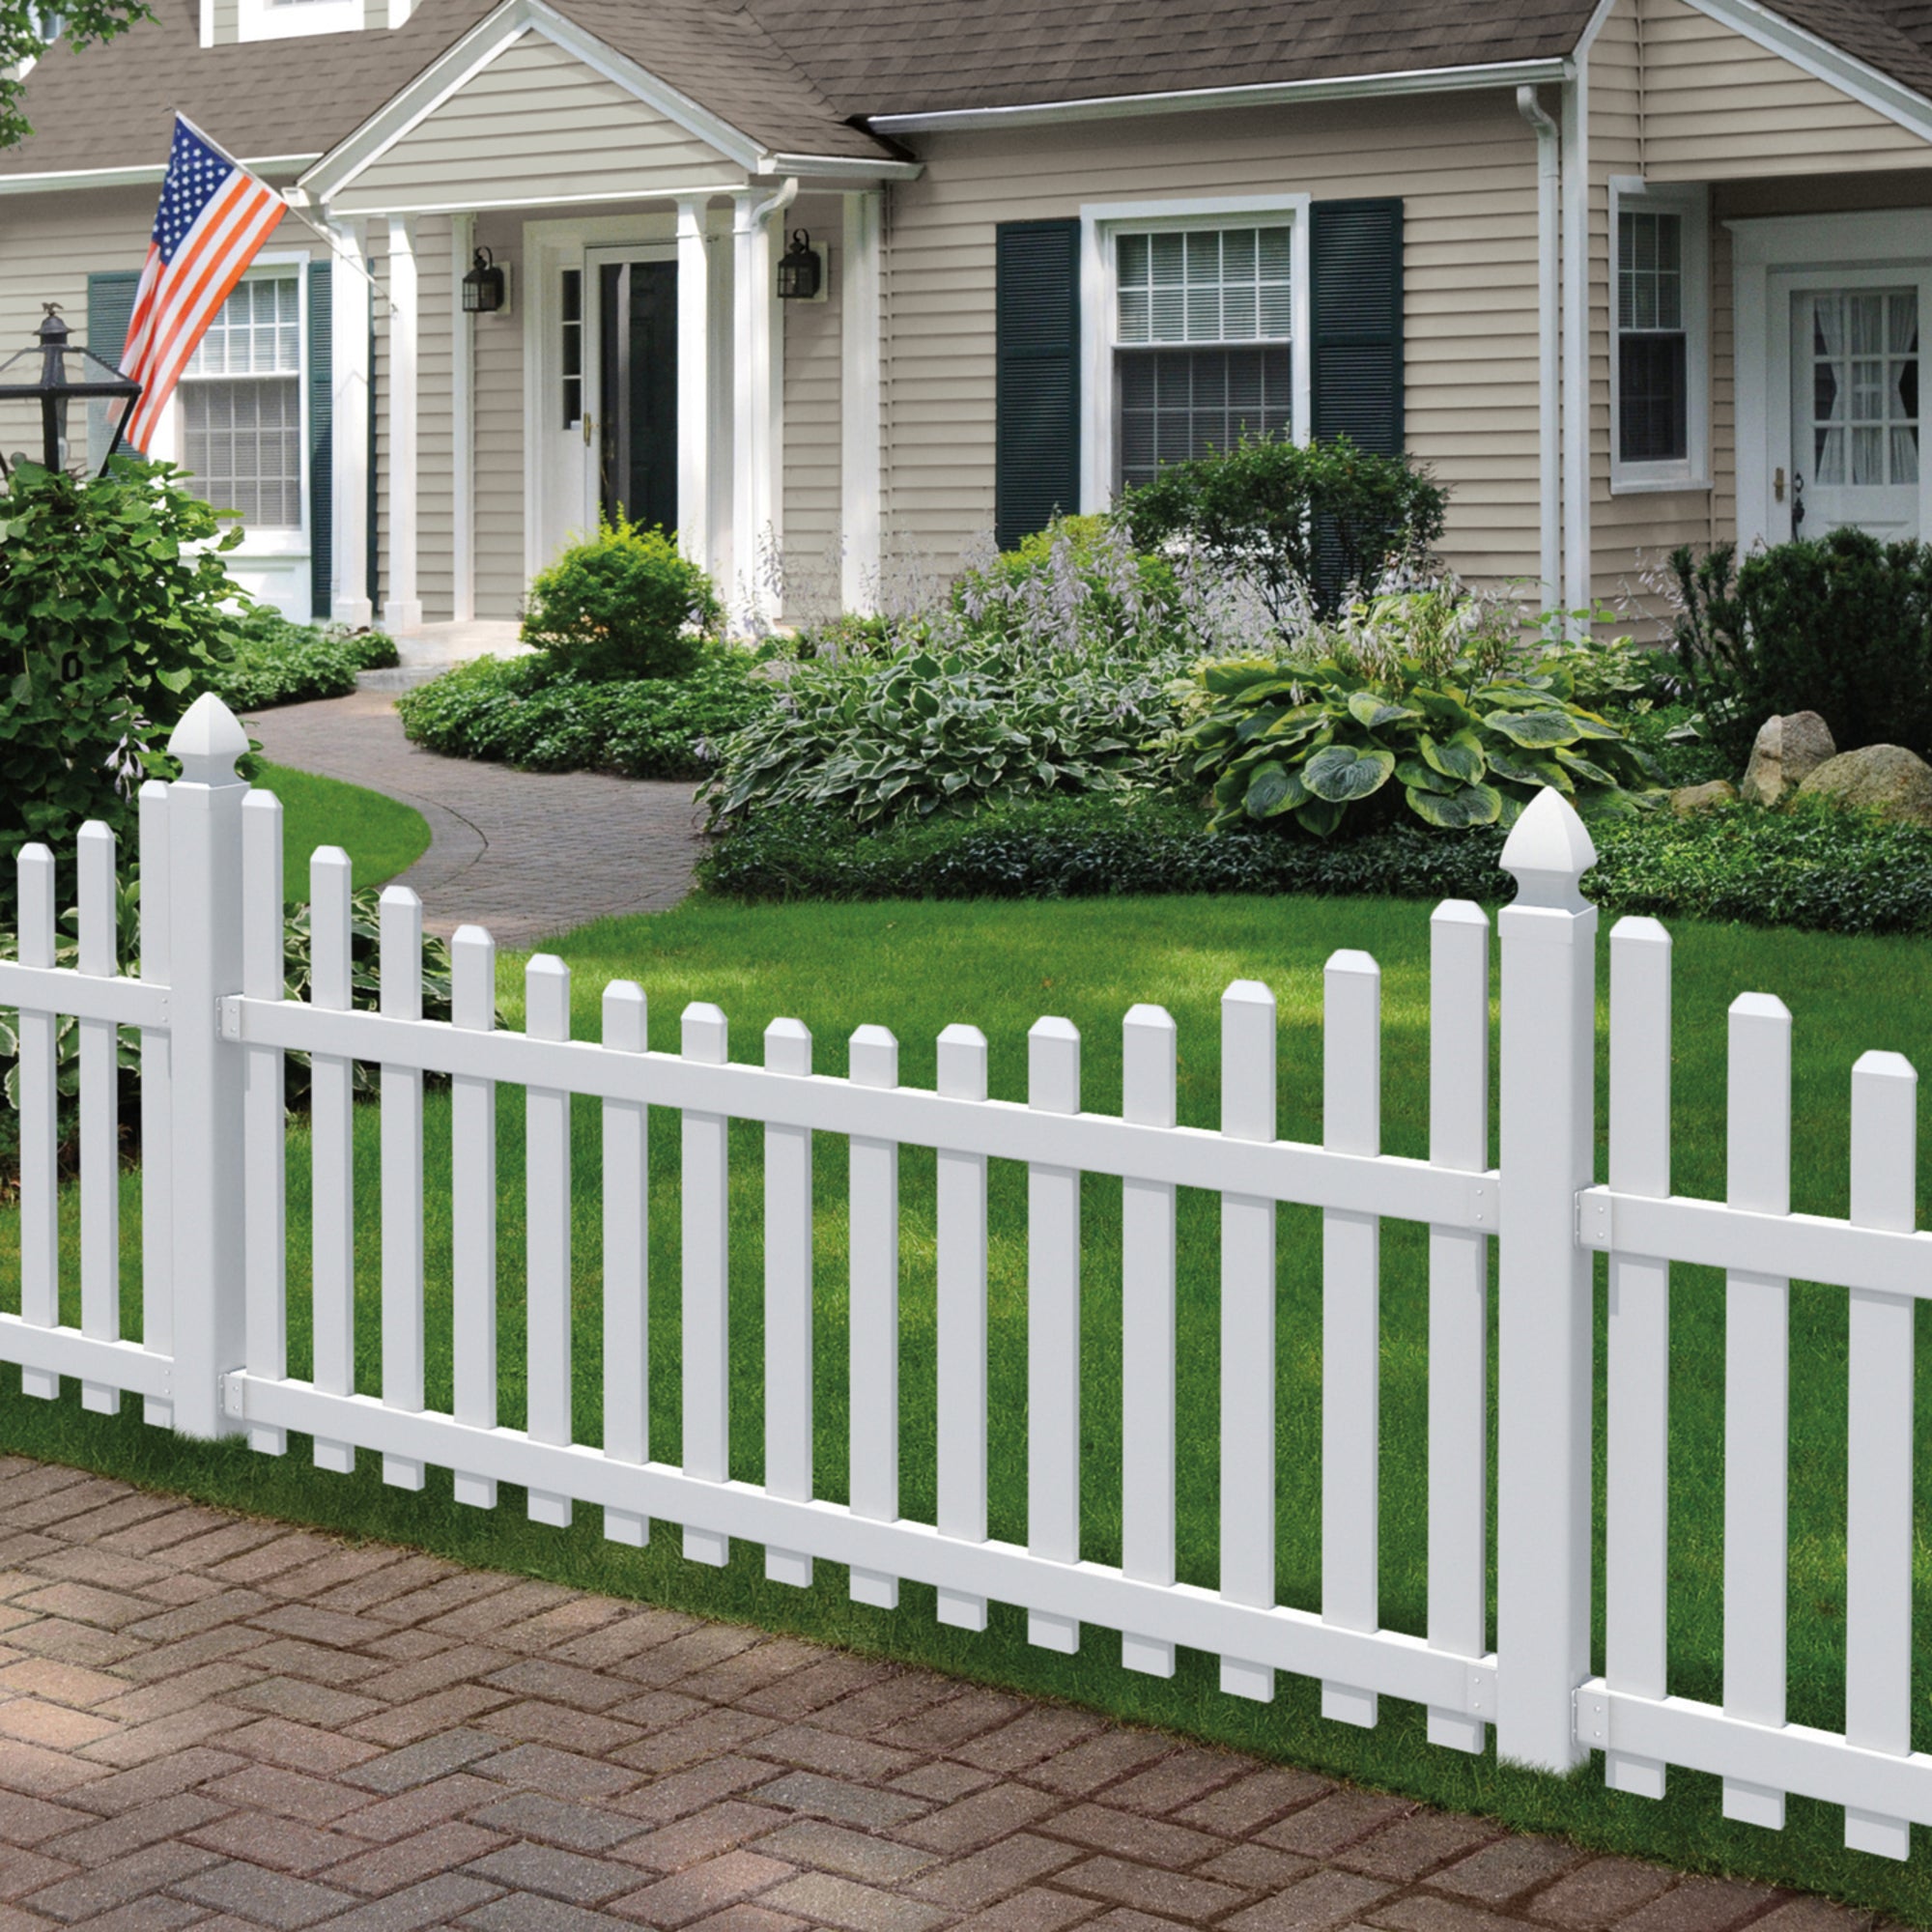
1560 67 1590 625
731 192 759 618
451 213 474 624
384 214 423 631
841 188 883 615
676 196 712 581
329 217 373 628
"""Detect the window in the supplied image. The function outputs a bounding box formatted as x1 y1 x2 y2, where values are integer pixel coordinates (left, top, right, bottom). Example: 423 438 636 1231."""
179 273 303 528
1804 290 1918 488
1113 224 1293 490
561 268 583 428
1611 183 1708 489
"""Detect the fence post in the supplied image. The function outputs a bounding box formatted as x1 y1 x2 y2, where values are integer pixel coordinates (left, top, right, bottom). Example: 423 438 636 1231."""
164 693 251 1440
1495 787 1597 1772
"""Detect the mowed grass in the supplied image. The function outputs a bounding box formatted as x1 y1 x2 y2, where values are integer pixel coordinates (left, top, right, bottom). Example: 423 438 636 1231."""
256 761 430 892
3 892 1932 1918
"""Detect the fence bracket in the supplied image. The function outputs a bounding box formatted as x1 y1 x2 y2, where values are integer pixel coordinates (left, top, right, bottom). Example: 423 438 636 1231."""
217 996 244 1041
1577 1187 1612 1250
1575 1683 1612 1748
220 1373 247 1422
1466 1663 1492 1717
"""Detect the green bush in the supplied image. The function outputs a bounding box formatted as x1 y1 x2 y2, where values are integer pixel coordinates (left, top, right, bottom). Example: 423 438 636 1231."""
1122 434 1448 624
205 610 399 711
1666 530 1932 764
0 456 247 907
951 514 1183 660
394 649 774 779
1182 587 1657 837
522 518 722 682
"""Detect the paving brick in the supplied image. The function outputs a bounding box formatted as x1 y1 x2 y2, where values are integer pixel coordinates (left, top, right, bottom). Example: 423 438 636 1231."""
899 1780 1062 1854
204 1534 342 1587
756 1819 936 1884
16 1581 177 1630
361 1631 451 1662
340 1728 504 1794
324 1822 509 1894
756 1871 948 1932
610 1759 779 1829
108 1627 270 1684
64 1746 247 1814
158 1524 292 1573
240 1638 387 1687
316 1873 507 1932
171 1858 361 1928
475 1701 642 1757
613 1802 789 1874
1081 1913 1202 1932
751 1772 928 1832
615 1709 779 1774
263 1549 412 1605
1025 1733 1173 1798
1199 1844 1318 1890
683 1909 808 1932
471 1745 639 1801
1222 1868 1402 1929
493 1602 636 1656
0 1737 106 1796
336 1774 508 1843
810 1674 959 1741
0 1793 90 1846
201 1763 373 1826
733 1656 896 1721
953 1709 1109 1775
315 1558 469 1620
893 1761 997 1803
185 1808 370 1873
483 1661 640 1713
51 1898 203 1932
745 1722 918 1783
904 1832 1086 1910
1366 1895 1537 1932
1039 1803 1220 1868
603 1689 708 1733
1261 1792 1415 1859
94 1662 268 1726
1614 1880 1782 1932
23 1840 224 1921
549 1610 700 1672
611 1626 769 1690
1056 1855 1252 1924
17 1549 170 1594
5 1617 141 1669
1527 1861 1683 1930
121 1591 273 1645
954 1889 1101 1932
884 1689 1028 1753
5 1481 133 1531
1336 1810 1502 1881
42 1793 233 1866
249 1604 397 1650
461 1893 635 1932
468 1794 643 1854
1429 1836 1592 1905
0 1847 76 1901
44 1495 178 1545
0 1698 118 1749
225 1715 384 1776
97 1507 235 1556
658 1639 821 1707
610 1851 795 1928
1747 1900 1873 1932
125 1573 226 1609
463 1842 640 1904
1174 1767 1332 1837
77 1700 255 1767
230 1675 384 1729
355 1646 516 1705
423 1581 577 1639
348 1685 518 1747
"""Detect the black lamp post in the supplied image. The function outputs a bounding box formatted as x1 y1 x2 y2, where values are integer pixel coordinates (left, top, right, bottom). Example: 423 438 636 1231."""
0 304 144 481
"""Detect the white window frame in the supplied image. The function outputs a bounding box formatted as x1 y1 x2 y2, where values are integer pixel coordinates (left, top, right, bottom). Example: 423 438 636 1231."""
237 0 360 41
1078 191 1312 515
1609 177 1710 494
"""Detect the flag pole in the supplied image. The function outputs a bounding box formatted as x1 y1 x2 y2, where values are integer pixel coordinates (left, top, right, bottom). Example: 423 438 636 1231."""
276 193 394 309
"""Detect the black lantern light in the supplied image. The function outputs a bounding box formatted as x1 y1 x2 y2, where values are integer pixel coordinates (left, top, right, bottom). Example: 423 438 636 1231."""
463 246 506 314
776 228 821 300
0 304 143 480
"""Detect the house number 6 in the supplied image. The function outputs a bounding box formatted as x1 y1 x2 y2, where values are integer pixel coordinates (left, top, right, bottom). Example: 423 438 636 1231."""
59 651 82 684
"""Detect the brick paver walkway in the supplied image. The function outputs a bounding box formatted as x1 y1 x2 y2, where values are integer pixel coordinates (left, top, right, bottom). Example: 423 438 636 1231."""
248 691 704 946
0 1457 1870 1932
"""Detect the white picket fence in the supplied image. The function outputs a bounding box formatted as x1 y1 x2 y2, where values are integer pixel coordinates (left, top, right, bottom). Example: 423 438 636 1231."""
3 690 1930 1858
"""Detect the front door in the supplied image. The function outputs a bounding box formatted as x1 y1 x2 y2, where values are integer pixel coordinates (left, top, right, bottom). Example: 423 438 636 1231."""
589 254 678 535
1787 284 1922 542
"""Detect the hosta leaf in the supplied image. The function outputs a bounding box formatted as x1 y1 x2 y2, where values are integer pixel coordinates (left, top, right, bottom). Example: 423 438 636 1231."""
1346 690 1419 730
1420 727 1485 783
1485 709 1581 749
1406 781 1504 829
1554 747 1618 787
1243 760 1310 819
1486 744 1574 792
1302 743 1396 803
1395 756 1460 796
1565 711 1625 741
1294 797 1345 837
1411 686 1480 729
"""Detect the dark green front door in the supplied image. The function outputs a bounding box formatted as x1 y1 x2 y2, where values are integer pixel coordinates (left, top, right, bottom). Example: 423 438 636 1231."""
598 259 678 535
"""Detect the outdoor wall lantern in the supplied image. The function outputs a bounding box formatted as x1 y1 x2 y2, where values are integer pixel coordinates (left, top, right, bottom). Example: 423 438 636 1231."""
463 246 507 315
776 229 822 300
0 304 143 480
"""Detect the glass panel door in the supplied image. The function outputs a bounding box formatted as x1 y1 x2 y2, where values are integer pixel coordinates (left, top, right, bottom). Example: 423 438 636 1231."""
1792 286 1919 541
596 258 679 535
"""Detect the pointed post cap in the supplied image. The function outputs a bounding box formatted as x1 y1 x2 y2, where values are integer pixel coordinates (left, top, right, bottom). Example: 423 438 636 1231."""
166 692 249 787
1499 785 1597 912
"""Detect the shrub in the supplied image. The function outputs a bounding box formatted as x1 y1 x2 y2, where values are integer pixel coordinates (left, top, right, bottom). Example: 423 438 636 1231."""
1182 586 1658 837
1122 434 1448 625
951 514 1183 661
206 610 399 711
522 518 722 682
0 456 247 908
394 649 774 779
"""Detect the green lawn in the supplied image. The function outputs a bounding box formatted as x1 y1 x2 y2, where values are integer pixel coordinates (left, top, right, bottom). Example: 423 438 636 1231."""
2 892 1929 1918
256 760 430 892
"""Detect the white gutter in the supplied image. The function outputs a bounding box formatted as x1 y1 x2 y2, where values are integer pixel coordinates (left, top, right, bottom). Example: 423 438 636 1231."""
0 154 319 194
1517 85 1561 613
1560 59 1589 625
759 152 923 182
867 56 1571 133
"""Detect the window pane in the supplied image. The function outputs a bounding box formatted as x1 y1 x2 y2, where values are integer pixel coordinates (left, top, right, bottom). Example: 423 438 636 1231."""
1618 333 1688 463
1114 223 1293 348
181 374 301 526
1890 290 1918 354
1850 294 1885 355
1814 425 1846 484
1619 210 1685 343
1892 425 1919 484
1150 233 1184 286
1117 344 1292 489
1853 423 1884 486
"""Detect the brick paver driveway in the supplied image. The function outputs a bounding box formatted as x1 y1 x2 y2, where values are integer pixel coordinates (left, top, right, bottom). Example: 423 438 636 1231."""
248 690 704 946
0 1458 1871 1932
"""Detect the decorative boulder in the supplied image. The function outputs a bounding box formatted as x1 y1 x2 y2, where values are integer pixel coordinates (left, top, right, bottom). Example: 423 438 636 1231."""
1740 711 1836 806
1671 780 1736 815
1797 745 1932 827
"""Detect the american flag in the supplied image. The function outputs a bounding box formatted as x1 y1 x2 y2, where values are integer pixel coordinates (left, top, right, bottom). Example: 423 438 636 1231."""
119 115 287 453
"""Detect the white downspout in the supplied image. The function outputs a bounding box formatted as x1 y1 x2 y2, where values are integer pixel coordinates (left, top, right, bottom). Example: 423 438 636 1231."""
1560 60 1590 626
1518 86 1561 615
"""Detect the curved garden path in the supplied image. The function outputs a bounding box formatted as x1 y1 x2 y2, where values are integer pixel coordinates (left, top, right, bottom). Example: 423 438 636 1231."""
247 689 705 947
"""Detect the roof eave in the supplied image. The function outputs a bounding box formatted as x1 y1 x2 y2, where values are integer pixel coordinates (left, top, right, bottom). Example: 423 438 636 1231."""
0 154 320 194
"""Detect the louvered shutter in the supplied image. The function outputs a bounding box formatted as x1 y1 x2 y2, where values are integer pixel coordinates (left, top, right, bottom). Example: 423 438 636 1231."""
308 257 332 619
1310 198 1404 453
994 218 1080 550
85 270 141 469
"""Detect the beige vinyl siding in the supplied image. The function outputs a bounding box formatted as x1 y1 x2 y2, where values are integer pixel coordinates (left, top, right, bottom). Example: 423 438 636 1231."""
212 0 238 43
331 36 748 216
781 191 844 620
417 213 455 622
471 211 525 621
882 93 1545 587
0 186 152 371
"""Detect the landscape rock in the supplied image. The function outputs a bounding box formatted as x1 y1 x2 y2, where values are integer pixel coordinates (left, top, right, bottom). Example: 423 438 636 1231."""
1797 744 1932 826
1671 781 1737 814
1740 711 1836 806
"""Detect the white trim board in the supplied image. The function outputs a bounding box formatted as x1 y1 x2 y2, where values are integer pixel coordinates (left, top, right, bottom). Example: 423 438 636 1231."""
0 156 318 196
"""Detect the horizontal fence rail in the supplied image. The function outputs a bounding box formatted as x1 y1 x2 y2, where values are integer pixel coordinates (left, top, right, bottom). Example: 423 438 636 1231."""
3 694 1929 1861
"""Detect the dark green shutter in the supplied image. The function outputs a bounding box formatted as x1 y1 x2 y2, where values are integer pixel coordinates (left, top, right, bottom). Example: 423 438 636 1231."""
1310 198 1405 453
307 258 332 619
994 218 1080 550
85 270 141 466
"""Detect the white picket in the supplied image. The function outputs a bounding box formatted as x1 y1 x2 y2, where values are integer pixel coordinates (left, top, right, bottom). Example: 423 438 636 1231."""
1028 1016 1081 1653
137 781 174 1428
1605 916 1672 1799
1844 1049 1916 1861
526 955 573 1526
1426 901 1490 1753
681 1002 730 1566
76 821 122 1416
240 796 286 1452
1322 950 1381 1727
1722 991 1792 1831
380 886 427 1492
603 980 649 1548
1220 980 1277 1703
309 847 356 1474
17 844 57 1401
935 1023 989 1633
1121 1003 1177 1678
762 1018 812 1585
450 926 498 1510
849 1026 900 1607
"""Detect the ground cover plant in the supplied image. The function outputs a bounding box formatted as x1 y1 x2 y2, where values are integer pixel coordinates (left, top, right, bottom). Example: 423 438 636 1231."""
207 612 400 712
1 893 1929 1919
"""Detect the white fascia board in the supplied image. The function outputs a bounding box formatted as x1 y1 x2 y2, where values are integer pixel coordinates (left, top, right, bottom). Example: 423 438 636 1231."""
758 151 923 182
865 56 1572 133
1677 0 1932 143
0 153 320 195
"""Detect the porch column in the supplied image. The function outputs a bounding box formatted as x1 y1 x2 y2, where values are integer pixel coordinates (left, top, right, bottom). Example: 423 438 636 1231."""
384 214 423 632
328 216 373 628
451 213 474 624
840 188 883 615
676 196 711 581
731 181 793 626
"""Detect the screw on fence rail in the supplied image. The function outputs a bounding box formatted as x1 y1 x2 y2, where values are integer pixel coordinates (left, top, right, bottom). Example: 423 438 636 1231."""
1495 786 1597 1773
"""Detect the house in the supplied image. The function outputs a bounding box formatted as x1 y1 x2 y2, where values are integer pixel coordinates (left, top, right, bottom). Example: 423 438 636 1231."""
2 0 1930 630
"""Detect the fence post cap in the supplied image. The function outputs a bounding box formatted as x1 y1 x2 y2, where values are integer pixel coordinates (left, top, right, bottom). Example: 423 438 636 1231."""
1500 787 1596 911
166 692 248 786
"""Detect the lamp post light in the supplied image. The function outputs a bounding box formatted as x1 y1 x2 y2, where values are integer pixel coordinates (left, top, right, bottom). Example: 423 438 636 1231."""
0 304 144 481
